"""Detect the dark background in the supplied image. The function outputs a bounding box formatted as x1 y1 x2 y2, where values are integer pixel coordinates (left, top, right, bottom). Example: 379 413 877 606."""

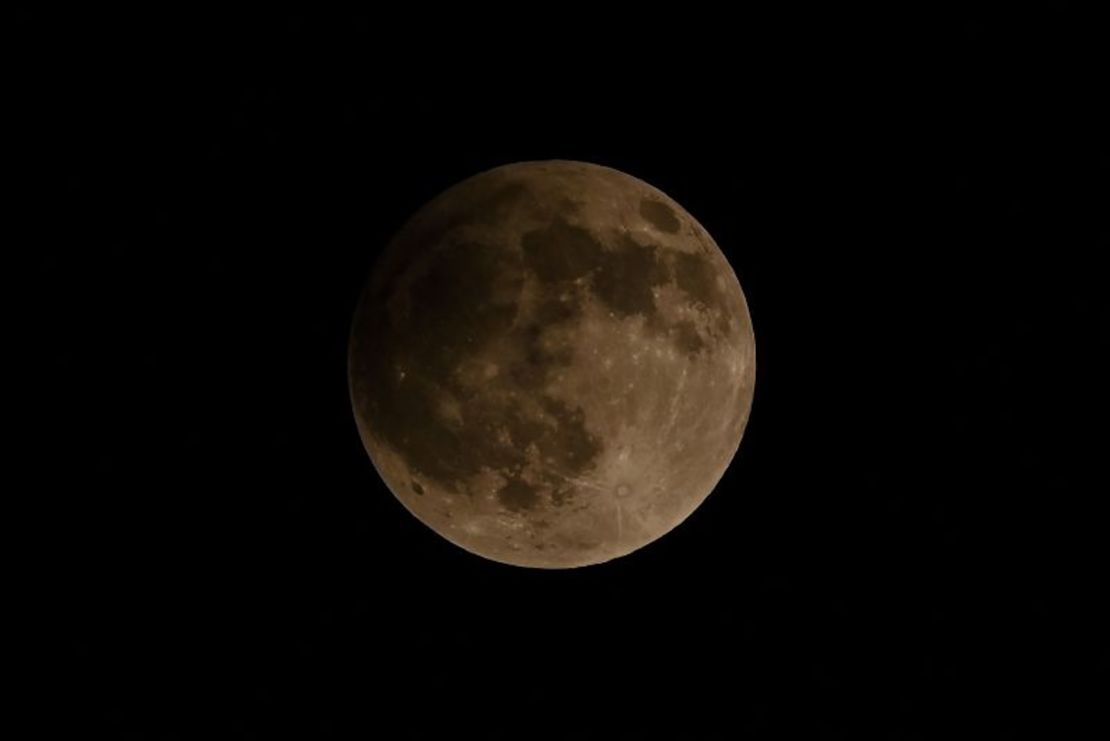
39 9 1105 739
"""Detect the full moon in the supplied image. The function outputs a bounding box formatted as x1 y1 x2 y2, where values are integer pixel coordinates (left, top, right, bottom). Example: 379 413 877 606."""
349 161 755 568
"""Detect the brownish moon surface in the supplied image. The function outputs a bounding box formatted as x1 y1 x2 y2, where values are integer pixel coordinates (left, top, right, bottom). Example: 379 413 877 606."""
349 161 755 568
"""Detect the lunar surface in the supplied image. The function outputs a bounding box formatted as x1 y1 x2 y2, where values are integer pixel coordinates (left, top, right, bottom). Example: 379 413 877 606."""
349 161 755 568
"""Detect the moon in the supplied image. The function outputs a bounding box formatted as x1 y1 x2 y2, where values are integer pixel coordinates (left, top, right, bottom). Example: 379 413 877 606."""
349 161 755 568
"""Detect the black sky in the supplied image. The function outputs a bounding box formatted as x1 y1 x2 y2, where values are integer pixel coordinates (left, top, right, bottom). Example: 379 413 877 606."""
39 9 1106 739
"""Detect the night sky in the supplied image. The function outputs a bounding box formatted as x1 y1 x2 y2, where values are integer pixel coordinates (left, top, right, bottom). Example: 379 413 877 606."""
42 10 1105 738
